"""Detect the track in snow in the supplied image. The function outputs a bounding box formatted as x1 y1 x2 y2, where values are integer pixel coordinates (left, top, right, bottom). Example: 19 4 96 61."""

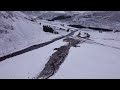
35 36 86 79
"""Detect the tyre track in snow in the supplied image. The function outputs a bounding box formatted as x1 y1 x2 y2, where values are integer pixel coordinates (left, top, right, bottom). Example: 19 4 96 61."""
0 30 77 62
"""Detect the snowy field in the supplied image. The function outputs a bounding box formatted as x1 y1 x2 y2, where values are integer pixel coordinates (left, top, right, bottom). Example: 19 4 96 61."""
0 39 67 79
50 43 120 79
50 31 120 79
0 11 120 79
0 30 120 79
0 11 69 57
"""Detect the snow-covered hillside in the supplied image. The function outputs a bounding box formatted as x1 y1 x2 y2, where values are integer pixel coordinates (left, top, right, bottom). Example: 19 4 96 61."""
50 31 120 79
41 11 120 31
0 11 120 79
0 11 70 58
22 11 68 20
73 11 120 30
0 30 120 79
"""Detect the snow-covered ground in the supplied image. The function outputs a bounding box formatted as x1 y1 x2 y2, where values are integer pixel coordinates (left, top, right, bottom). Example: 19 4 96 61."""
0 11 120 79
0 39 67 79
0 11 69 57
50 43 120 79
50 31 120 79
0 30 120 79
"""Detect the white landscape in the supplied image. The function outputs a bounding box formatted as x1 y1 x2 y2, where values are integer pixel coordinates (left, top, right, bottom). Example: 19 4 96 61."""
0 11 120 79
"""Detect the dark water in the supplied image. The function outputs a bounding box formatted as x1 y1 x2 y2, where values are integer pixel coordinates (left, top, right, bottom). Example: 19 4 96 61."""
69 25 113 32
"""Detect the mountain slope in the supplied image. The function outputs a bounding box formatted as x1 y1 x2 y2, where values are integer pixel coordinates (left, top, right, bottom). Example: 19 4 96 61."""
44 11 120 31
0 11 68 57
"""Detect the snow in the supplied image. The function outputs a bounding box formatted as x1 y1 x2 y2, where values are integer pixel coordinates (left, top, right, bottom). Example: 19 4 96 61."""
54 11 66 14
0 39 67 79
0 11 69 57
50 42 120 79
49 31 120 79
1 30 120 79
0 11 120 79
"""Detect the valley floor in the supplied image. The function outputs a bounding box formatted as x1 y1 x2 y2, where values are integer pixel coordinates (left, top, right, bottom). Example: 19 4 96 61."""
0 30 120 79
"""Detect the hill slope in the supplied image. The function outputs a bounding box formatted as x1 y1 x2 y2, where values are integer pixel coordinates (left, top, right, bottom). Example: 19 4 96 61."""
0 11 68 57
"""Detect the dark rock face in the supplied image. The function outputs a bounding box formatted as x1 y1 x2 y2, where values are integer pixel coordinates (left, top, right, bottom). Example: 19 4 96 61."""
69 25 86 29
43 25 54 33
0 29 9 34
49 15 71 21
69 24 113 32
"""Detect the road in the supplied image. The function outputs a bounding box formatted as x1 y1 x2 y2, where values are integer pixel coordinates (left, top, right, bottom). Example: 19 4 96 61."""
0 30 77 62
